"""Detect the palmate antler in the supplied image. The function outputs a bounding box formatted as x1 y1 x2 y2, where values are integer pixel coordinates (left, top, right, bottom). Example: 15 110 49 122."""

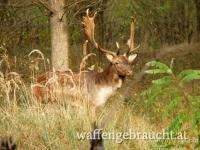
82 9 116 56
82 9 139 56
126 17 140 55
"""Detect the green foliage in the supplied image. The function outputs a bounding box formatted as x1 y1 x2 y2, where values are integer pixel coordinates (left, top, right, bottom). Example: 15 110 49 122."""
168 114 189 133
178 70 200 84
142 60 200 147
162 96 181 119
145 60 172 74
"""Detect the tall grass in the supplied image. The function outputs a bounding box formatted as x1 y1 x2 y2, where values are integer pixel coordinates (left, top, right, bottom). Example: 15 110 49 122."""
0 47 199 149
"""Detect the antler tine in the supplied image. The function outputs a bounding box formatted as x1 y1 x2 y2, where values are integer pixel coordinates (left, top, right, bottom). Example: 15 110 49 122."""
82 9 116 56
82 40 88 56
116 42 120 49
86 9 89 16
116 42 120 55
126 16 140 55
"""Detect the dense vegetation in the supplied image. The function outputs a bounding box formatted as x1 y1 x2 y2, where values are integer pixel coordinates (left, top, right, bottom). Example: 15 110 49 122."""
0 0 199 149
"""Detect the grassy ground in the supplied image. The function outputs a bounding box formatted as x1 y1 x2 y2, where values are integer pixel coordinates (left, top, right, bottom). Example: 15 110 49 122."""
0 91 155 150
0 43 199 149
0 79 198 150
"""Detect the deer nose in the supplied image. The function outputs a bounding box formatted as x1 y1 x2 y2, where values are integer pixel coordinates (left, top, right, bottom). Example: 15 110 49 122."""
127 70 133 75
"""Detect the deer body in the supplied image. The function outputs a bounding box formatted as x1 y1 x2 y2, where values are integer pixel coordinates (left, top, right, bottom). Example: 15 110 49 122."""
92 65 123 106
33 9 139 107
33 56 133 107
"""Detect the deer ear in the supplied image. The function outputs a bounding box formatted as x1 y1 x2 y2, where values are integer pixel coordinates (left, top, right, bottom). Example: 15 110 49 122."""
128 54 137 63
105 53 114 62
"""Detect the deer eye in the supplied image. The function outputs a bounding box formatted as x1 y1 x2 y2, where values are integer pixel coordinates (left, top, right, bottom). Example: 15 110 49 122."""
115 62 119 65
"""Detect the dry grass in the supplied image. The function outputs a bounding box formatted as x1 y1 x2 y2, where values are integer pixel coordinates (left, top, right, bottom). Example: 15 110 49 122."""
0 98 158 150
0 47 199 150
0 48 155 150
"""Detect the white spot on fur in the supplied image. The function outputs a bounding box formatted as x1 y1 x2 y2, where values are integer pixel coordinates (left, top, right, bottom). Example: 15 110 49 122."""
116 79 122 88
94 79 123 106
95 86 115 106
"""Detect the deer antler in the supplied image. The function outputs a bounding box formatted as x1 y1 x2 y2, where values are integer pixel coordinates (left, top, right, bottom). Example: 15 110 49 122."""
82 9 116 56
116 42 120 55
82 40 88 56
126 17 140 55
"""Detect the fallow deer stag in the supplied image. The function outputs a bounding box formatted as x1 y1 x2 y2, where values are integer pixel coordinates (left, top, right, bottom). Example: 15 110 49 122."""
33 9 139 107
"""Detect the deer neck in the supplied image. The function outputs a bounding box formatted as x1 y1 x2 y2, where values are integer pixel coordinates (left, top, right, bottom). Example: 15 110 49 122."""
95 64 124 88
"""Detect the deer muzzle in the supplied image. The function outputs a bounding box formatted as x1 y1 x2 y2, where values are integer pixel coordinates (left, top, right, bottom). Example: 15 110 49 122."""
127 70 133 75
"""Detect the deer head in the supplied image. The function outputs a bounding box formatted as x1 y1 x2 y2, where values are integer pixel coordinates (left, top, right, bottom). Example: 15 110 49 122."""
82 9 139 77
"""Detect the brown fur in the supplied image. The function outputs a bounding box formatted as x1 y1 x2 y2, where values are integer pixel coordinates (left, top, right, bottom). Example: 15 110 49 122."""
32 55 136 106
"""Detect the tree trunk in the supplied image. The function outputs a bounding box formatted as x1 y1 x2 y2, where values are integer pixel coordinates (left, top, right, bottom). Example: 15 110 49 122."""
50 0 69 71
195 0 200 41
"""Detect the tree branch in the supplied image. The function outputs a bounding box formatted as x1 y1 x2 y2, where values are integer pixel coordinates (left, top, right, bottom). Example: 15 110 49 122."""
0 0 56 14
0 3 36 8
36 0 56 14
